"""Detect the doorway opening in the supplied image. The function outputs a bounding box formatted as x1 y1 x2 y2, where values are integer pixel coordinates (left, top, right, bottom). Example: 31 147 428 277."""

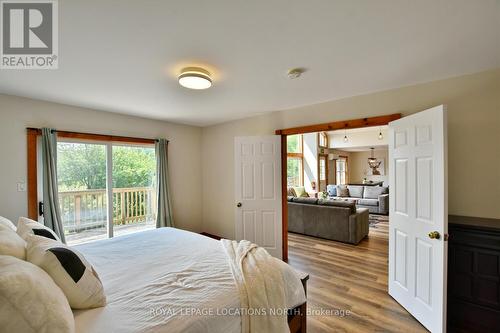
276 113 401 260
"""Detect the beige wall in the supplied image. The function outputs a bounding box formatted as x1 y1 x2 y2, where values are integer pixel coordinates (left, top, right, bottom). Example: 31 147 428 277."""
0 94 202 232
201 69 500 239
348 149 389 186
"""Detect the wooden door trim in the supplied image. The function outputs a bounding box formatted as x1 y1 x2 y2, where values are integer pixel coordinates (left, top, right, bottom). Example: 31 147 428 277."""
277 113 401 261
275 113 401 136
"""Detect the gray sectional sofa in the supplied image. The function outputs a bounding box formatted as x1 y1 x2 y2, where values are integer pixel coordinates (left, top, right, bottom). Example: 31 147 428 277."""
288 197 369 244
327 185 389 214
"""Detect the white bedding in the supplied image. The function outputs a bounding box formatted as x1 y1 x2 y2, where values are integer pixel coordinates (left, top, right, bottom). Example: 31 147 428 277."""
73 228 241 333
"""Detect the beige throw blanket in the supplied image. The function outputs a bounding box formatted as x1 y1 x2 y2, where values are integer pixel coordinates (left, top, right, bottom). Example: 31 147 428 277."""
221 239 306 333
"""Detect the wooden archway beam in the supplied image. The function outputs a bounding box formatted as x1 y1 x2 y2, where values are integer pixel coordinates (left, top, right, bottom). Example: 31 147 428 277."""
275 113 401 136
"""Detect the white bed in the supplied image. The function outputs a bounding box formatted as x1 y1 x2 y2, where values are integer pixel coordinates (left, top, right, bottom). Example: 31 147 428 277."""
73 228 242 333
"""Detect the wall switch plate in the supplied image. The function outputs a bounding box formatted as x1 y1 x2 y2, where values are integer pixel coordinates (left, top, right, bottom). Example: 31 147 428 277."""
17 182 26 192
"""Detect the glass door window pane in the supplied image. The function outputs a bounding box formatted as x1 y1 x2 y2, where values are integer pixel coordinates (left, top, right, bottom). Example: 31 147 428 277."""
319 155 327 191
287 157 302 187
336 159 347 185
112 145 156 237
57 142 108 245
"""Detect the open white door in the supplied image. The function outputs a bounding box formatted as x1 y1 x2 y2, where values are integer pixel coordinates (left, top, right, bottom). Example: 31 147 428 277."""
234 136 282 259
389 105 448 333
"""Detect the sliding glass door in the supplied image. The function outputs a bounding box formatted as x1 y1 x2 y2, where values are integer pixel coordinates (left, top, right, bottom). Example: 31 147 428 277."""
112 145 156 237
57 141 156 245
57 142 108 244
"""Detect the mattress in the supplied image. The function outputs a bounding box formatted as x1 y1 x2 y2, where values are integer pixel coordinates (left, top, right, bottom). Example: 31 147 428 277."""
73 228 241 333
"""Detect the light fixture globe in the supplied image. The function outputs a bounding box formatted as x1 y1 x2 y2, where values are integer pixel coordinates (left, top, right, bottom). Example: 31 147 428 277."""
178 67 212 90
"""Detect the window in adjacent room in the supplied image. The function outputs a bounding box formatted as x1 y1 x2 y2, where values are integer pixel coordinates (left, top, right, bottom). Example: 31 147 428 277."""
287 134 303 187
318 154 328 191
335 157 348 185
318 132 328 148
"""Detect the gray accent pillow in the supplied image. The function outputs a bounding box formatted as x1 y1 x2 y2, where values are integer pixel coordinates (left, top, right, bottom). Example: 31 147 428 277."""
336 185 350 197
318 199 356 214
292 197 318 205
347 185 364 198
363 186 389 199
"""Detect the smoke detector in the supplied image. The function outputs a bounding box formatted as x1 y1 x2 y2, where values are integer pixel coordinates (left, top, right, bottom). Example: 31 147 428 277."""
287 68 306 79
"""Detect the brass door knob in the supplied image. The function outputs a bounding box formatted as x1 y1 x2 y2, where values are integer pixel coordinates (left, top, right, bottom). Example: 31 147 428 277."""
237 202 242 208
428 231 441 240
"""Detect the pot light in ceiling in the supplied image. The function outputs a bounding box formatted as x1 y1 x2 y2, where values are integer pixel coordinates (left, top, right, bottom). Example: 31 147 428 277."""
178 67 212 90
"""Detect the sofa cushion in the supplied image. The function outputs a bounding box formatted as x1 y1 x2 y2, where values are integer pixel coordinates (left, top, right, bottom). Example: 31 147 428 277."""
292 197 318 205
347 185 364 198
293 186 309 198
318 199 356 214
287 196 295 202
363 186 388 199
357 198 379 206
326 185 337 197
336 185 350 197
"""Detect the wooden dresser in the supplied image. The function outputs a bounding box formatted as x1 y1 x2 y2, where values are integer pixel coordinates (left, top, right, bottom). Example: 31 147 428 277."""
448 215 500 333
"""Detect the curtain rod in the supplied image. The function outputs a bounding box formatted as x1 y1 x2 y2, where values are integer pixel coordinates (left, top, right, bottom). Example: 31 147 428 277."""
26 127 168 144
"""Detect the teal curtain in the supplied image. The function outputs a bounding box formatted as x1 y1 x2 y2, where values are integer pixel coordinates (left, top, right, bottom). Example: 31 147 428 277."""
41 128 66 243
155 139 174 228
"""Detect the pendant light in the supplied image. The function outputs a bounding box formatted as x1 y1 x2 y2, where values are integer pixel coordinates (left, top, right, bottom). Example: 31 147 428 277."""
378 127 383 140
343 128 348 142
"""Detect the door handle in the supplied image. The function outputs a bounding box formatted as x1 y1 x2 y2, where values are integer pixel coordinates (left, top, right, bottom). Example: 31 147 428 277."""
428 231 440 240
236 202 242 208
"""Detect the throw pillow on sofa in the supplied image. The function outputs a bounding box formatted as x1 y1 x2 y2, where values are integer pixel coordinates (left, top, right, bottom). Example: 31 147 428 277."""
326 185 337 197
293 186 309 198
287 187 297 197
336 185 350 197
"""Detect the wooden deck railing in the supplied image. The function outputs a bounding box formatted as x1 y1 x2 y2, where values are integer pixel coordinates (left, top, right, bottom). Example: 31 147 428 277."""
59 187 157 232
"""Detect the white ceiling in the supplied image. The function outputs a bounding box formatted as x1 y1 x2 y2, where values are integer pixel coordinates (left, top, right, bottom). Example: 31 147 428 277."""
1 0 499 126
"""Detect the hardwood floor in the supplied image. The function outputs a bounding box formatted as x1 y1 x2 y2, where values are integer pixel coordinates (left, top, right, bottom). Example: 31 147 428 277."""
287 218 428 333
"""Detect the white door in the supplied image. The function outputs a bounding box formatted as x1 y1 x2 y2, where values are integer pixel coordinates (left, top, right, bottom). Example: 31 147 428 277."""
388 105 448 333
235 136 282 259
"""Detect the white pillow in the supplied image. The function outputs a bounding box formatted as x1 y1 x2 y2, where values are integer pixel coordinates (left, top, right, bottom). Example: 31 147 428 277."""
0 228 26 260
0 255 75 333
26 235 106 309
17 216 61 242
0 215 16 231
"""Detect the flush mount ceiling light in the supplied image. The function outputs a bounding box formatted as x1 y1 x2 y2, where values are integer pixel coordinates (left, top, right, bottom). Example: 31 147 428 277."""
178 67 212 90
287 67 306 79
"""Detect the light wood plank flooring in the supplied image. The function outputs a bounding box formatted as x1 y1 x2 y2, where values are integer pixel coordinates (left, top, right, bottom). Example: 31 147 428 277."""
288 218 428 333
